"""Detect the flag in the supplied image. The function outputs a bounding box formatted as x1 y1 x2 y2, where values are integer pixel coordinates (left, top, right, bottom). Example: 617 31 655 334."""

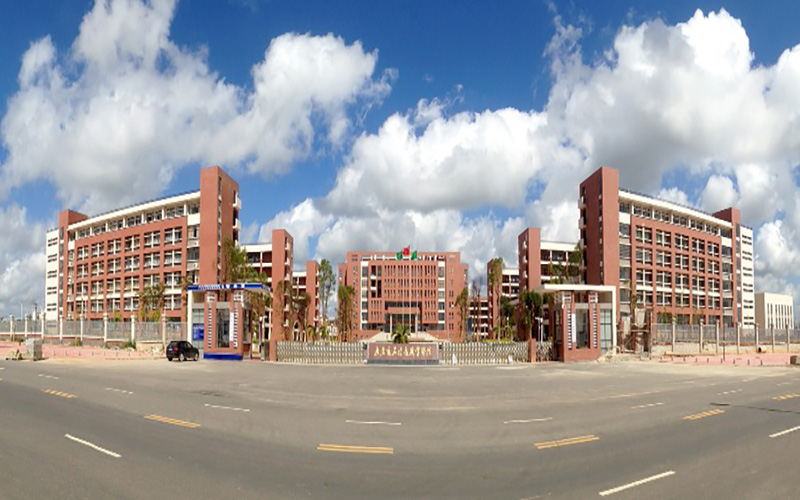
402 246 410 257
411 250 417 260
396 251 402 260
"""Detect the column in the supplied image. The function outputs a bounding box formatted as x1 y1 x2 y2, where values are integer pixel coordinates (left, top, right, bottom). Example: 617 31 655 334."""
103 313 108 345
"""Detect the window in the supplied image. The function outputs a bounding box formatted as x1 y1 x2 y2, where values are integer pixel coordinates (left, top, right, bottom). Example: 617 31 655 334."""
657 292 673 306
164 250 182 267
635 248 652 265
145 210 163 223
692 238 705 254
674 234 689 250
692 257 705 273
636 269 652 287
125 236 140 252
675 273 689 289
125 256 140 271
655 230 671 247
635 226 653 244
124 277 140 293
656 271 672 288
144 252 161 270
144 231 161 248
143 274 160 287
619 223 630 238
107 258 121 274
126 214 142 227
692 276 706 291
165 206 184 219
108 239 122 255
656 251 672 267
636 290 653 305
164 228 182 245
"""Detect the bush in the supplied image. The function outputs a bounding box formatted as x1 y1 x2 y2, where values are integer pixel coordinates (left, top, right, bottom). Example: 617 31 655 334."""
72 338 83 347
123 339 137 350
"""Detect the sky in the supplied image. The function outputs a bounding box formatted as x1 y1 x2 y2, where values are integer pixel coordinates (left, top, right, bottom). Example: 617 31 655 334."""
1 0 800 319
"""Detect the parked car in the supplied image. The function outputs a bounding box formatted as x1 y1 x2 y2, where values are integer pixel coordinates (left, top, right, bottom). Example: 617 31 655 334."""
166 341 199 362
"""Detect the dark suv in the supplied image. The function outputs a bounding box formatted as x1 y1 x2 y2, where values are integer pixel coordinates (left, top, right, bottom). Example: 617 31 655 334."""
166 341 199 362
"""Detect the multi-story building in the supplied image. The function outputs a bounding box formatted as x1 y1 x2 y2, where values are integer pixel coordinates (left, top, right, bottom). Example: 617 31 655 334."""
485 229 579 336
580 166 755 328
241 230 293 343
293 260 320 330
469 296 489 339
337 251 468 342
45 166 240 322
755 292 794 329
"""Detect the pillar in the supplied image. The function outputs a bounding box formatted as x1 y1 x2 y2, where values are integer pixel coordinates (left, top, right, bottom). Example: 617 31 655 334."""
103 313 108 344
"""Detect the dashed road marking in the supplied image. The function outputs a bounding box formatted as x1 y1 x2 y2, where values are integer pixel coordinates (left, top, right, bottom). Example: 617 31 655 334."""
718 390 741 395
317 443 394 454
769 425 800 438
38 374 59 380
345 420 401 426
777 382 793 386
772 393 800 401
504 418 552 424
42 389 76 399
631 403 664 410
144 414 201 428
105 387 134 395
599 471 675 496
683 409 725 421
535 435 599 450
65 434 121 458
205 403 250 412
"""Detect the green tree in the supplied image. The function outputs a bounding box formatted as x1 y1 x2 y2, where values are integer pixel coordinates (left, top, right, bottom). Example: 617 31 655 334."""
499 295 515 341
336 284 356 342
487 257 504 340
318 259 335 329
519 289 543 341
221 237 258 283
138 282 165 322
392 324 410 344
455 287 469 342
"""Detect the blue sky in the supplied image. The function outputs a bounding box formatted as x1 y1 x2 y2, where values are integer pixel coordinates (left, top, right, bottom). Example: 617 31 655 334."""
1 0 800 317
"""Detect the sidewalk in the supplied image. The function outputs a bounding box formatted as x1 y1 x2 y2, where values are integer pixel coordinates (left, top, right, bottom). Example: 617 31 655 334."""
663 351 798 367
1 341 162 361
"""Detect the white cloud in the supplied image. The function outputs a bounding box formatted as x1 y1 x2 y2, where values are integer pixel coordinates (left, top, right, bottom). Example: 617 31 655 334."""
0 0 391 213
656 187 693 208
0 205 46 317
257 199 334 265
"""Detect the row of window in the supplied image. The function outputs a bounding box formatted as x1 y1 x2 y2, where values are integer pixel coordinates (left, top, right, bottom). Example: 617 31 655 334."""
73 204 198 241
620 202 732 238
625 225 727 255
71 273 184 296
75 229 184 262
630 290 726 309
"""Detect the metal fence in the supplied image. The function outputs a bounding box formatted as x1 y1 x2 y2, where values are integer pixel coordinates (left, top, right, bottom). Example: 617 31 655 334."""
441 342 529 365
0 320 9 334
107 322 130 341
654 323 800 353
63 320 80 337
137 322 162 343
536 341 554 362
84 320 104 339
44 321 58 337
277 341 364 364
165 323 186 342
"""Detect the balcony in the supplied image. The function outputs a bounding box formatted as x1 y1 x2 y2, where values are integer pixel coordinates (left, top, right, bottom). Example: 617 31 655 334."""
234 197 242 210
187 238 199 249
187 262 199 271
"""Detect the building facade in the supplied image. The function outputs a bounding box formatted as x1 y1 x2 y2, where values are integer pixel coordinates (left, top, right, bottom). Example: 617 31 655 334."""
45 166 240 322
580 166 755 328
755 292 794 330
337 251 468 342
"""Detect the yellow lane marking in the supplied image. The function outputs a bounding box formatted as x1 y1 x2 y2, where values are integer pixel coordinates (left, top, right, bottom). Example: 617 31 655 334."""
317 444 394 454
534 435 599 449
42 389 76 399
772 393 800 401
144 414 201 428
683 409 725 421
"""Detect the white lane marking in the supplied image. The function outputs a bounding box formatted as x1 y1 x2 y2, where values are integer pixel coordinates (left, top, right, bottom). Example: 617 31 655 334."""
204 403 250 412
777 382 793 386
346 420 402 426
599 471 676 496
504 418 552 424
631 402 664 410
38 374 59 380
105 387 134 395
0 367 5 370
718 390 742 395
769 425 800 438
64 434 121 458
496 366 526 370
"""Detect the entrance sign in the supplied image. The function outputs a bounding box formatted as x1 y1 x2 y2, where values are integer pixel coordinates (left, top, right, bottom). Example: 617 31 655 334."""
192 323 204 341
367 342 439 364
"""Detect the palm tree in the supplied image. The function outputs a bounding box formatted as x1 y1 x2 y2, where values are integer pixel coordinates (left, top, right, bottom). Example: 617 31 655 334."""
392 324 410 344
318 259 335 329
336 284 355 342
487 258 504 340
455 287 469 342
499 295 515 341
138 282 165 322
519 290 543 341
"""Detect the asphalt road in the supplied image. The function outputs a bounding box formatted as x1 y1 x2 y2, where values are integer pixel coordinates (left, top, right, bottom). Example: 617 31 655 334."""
1 357 800 499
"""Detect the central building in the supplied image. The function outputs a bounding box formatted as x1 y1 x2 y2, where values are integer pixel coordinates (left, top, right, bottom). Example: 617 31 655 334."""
338 251 468 342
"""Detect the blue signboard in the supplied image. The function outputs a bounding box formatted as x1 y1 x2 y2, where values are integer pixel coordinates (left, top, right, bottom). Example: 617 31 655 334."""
192 323 204 341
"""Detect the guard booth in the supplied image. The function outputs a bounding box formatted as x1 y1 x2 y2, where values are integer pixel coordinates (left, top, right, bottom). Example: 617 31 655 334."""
187 283 269 360
535 284 616 362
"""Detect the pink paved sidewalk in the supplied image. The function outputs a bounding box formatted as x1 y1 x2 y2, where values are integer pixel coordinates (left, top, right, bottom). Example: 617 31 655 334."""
664 352 798 367
1 341 162 360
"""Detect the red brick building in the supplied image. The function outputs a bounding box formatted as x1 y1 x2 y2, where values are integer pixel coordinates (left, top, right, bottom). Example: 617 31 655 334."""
580 166 755 328
45 166 240 322
338 251 468 342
